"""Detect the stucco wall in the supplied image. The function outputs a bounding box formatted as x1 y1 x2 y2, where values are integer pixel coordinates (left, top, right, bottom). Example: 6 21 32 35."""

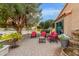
55 3 79 36
65 4 79 36
71 4 79 31
63 4 72 36
64 14 72 36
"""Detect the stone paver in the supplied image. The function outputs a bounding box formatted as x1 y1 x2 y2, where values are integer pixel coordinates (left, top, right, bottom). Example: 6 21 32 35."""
6 37 61 56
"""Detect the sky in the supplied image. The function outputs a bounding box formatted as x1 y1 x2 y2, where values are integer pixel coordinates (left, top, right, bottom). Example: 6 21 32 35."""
40 3 65 21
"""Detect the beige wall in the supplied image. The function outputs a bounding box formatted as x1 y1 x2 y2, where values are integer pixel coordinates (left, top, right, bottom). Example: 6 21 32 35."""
64 14 72 36
55 3 79 36
71 4 79 31
63 4 72 36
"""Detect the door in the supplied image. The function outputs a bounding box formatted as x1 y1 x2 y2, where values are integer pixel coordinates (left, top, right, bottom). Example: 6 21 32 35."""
56 20 64 35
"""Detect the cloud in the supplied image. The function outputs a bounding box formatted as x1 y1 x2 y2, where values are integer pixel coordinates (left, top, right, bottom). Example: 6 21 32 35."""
41 9 61 20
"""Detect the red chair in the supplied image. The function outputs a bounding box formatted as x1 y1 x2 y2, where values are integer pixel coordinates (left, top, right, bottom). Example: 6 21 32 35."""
31 31 37 38
39 31 46 43
41 31 46 37
51 32 58 38
47 32 59 42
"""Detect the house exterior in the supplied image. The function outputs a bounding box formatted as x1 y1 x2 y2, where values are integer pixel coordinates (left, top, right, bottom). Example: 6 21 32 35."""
55 3 79 36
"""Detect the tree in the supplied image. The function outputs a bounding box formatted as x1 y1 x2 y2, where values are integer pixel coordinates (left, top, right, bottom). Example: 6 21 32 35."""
39 22 45 29
39 20 55 29
0 3 41 33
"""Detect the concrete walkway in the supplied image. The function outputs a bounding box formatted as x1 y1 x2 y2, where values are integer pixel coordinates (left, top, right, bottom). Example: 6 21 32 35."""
6 36 61 56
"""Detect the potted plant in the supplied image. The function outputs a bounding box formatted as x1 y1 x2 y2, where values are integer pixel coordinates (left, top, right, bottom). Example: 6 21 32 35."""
58 34 70 48
0 32 22 48
60 30 79 56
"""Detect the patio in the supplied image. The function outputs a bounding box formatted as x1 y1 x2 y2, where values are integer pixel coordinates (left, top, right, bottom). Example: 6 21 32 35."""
6 35 61 56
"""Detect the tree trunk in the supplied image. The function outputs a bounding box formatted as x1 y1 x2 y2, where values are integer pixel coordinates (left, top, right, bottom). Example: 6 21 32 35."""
18 28 22 34
7 15 26 34
16 27 22 34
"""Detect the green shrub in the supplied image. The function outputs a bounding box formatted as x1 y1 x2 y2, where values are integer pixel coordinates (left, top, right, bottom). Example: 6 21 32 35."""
45 29 50 33
0 32 22 41
0 34 12 40
0 35 2 40
41 29 50 33
10 33 22 40
0 44 3 48
58 34 70 40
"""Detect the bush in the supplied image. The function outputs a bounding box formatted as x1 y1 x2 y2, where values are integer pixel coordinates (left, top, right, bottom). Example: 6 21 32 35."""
0 34 12 40
41 29 50 33
10 33 22 40
0 32 22 41
58 34 70 40
0 44 3 48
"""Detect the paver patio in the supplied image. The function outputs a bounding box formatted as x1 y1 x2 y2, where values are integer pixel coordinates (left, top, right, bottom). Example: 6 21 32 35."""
6 35 61 56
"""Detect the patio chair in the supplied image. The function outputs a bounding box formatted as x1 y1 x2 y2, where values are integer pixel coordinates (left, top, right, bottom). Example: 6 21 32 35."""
41 31 46 37
39 36 46 43
38 31 46 43
31 31 37 38
47 32 59 42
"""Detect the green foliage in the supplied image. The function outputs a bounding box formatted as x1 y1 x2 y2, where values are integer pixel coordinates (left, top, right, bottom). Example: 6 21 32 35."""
0 32 22 41
37 25 41 29
58 34 70 40
10 33 22 40
0 35 2 39
44 21 50 29
39 22 45 29
0 43 3 48
0 3 41 30
1 34 12 40
41 29 50 33
39 20 55 29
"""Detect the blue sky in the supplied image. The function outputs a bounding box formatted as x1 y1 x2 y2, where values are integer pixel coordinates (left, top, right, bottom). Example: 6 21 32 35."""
40 3 65 21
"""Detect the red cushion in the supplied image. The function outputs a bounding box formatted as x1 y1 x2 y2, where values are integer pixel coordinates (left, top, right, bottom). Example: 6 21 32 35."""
31 31 36 36
41 32 46 37
51 32 58 38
